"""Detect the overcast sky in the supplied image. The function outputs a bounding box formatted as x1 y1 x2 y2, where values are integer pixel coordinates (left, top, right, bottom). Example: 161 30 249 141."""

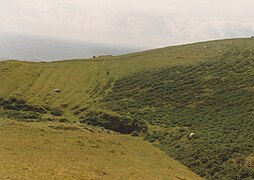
0 0 254 48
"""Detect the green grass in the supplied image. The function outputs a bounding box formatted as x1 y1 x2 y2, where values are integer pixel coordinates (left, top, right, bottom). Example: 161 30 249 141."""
0 39 244 111
102 43 254 179
0 38 254 179
0 118 202 180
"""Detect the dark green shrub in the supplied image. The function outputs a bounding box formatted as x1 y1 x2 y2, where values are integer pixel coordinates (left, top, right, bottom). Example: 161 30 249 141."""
80 111 147 134
59 118 68 123
15 99 26 104
131 131 139 137
9 97 18 103
102 49 254 179
0 100 11 106
144 133 158 142
50 108 63 116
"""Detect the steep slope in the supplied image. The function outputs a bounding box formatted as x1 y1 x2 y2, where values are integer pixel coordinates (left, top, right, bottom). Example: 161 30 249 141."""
101 42 254 179
0 118 202 180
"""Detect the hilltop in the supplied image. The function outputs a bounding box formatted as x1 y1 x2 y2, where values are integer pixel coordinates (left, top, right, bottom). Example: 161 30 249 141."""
0 38 254 179
0 38 241 109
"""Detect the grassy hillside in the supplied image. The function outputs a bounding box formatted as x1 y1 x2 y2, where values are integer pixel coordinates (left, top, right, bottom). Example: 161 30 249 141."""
0 38 254 179
0 39 239 111
0 118 202 179
101 41 254 179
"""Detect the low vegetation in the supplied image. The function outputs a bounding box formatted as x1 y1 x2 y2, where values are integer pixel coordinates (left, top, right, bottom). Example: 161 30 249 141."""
0 97 63 121
80 111 147 134
0 38 253 179
102 46 254 179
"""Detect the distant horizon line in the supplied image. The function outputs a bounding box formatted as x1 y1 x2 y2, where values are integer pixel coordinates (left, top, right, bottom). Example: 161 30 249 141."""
1 37 253 63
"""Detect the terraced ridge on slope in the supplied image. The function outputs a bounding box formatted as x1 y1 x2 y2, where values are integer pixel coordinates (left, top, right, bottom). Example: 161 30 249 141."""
102 45 254 179
0 97 64 121
0 39 241 113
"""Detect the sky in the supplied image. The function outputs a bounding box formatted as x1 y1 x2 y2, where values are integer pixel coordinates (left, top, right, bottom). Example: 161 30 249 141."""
0 0 254 49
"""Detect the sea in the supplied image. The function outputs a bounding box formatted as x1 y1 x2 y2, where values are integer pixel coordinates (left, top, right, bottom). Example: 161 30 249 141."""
0 33 141 62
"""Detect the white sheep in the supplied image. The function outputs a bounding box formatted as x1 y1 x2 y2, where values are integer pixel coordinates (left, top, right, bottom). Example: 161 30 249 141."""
189 133 195 139
54 89 60 93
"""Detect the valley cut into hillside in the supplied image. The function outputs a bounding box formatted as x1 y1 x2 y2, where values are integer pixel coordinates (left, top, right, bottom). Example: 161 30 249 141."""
0 38 254 179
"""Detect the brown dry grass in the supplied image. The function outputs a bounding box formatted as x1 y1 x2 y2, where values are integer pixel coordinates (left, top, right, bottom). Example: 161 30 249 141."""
0 118 202 180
